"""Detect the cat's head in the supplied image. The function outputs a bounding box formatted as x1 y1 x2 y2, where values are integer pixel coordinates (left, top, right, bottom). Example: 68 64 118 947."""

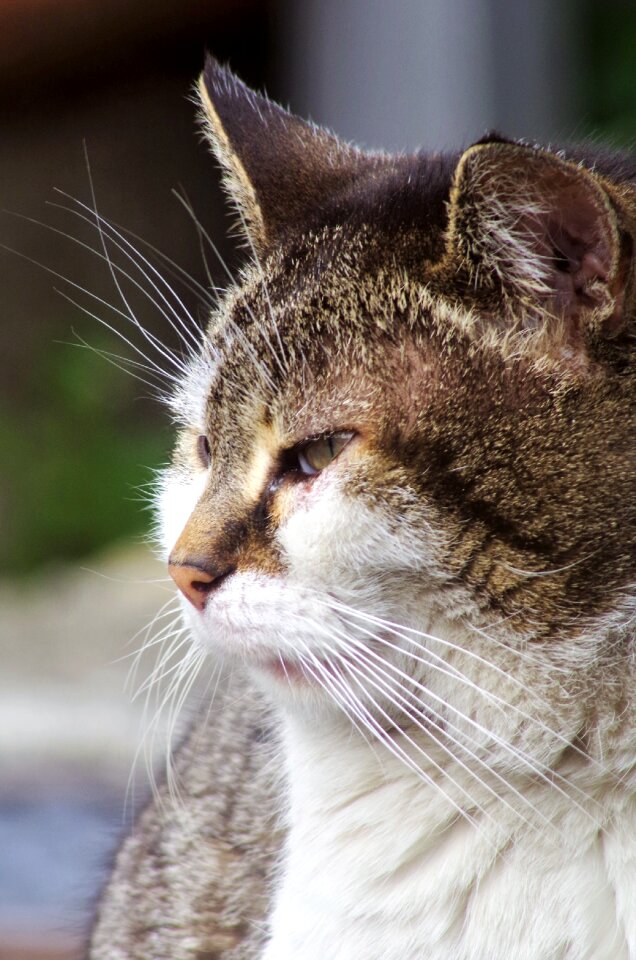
161 59 635 769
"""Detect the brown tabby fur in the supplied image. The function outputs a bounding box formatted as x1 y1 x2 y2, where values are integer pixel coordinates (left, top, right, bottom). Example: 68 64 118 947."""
89 58 635 958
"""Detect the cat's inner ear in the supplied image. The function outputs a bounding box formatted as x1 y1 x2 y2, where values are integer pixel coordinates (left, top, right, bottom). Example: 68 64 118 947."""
198 57 368 254
447 141 631 356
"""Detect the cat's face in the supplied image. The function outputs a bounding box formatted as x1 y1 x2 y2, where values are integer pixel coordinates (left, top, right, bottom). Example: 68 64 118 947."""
160 60 635 762
160 242 453 712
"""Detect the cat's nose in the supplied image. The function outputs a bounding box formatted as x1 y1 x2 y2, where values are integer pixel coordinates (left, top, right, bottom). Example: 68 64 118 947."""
168 562 234 611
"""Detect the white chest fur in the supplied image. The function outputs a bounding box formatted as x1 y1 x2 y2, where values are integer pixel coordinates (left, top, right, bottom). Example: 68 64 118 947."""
262 715 636 960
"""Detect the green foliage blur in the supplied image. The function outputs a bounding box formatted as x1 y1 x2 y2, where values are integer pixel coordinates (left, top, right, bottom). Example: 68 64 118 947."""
584 3 636 148
1 328 171 576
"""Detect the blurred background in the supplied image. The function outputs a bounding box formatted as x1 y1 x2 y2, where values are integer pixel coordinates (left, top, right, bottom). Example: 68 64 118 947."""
1 0 635 956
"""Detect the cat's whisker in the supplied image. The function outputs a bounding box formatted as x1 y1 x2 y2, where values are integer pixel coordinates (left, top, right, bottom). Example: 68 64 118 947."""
325 597 601 772
332 652 487 835
133 630 193 699
43 200 192 375
133 625 191 703
300 662 393 769
325 596 557 690
310 628 527 829
139 664 191 809
294 627 486 828
500 553 597 579
290 600 595 817
325 604 557 736
331 609 515 715
164 647 206 805
303 645 492 843
117 597 182 662
57 297 177 402
120 601 187 816
0 233 182 390
57 282 181 384
140 641 203 809
129 476 171 512
324 630 552 831
293 638 385 753
81 145 195 380
173 189 284 388
58 191 213 337
277 652 293 687
66 334 173 387
325 614 601 818
462 617 571 674
294 640 429 786
53 193 204 357
171 187 238 288
125 628 192 814
175 185 220 298
97 211 223 310
330 609 549 733
461 620 606 770
48 200 196 375
122 613 185 685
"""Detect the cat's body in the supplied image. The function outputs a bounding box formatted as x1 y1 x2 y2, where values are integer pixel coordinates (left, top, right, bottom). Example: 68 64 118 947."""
90 673 281 959
89 59 636 959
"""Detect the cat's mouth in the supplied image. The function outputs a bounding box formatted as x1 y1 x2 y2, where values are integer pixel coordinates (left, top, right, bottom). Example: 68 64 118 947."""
261 658 311 684
259 654 351 688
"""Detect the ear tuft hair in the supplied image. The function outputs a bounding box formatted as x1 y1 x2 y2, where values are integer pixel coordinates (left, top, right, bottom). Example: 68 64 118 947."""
446 141 630 364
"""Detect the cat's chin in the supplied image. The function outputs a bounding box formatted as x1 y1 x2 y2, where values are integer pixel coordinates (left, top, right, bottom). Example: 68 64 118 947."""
246 657 352 716
258 657 312 685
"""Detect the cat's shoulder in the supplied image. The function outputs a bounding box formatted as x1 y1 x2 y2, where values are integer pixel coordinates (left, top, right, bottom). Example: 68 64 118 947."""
89 671 283 960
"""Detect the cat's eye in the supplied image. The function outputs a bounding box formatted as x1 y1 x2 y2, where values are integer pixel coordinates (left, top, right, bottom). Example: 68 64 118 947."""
197 435 211 469
296 432 354 476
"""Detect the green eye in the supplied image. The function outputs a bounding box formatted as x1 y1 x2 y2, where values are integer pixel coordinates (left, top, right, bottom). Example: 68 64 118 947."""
297 432 354 476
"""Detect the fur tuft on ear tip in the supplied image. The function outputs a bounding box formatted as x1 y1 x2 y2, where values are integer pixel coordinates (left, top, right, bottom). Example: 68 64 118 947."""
202 52 228 87
200 55 261 114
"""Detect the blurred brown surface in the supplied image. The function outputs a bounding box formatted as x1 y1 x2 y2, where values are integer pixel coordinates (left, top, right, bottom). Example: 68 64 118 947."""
0 0 266 96
0 933 80 960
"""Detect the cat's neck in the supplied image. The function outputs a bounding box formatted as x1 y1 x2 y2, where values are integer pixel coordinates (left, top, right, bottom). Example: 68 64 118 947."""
263 709 635 960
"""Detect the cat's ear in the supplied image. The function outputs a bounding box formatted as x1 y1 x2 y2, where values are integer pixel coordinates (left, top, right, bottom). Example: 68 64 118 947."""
446 140 631 359
198 57 365 254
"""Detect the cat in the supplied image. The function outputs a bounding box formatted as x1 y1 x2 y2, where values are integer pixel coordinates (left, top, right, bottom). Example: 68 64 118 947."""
89 56 636 960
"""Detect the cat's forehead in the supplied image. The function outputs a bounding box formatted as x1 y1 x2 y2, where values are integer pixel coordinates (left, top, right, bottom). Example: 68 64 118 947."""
194 147 481 428
173 246 432 482
202 228 435 430
214 215 449 354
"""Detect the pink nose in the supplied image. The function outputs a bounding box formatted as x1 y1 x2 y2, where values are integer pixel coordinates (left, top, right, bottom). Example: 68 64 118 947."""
168 563 233 611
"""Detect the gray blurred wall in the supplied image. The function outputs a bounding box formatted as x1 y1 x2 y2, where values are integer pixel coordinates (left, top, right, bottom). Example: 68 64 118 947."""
283 0 581 151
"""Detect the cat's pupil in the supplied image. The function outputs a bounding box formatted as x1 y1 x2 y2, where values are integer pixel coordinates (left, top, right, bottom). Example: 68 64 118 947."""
197 434 211 469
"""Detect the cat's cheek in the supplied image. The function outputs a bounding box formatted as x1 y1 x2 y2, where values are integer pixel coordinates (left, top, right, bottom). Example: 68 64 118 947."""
269 471 333 528
277 484 366 582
